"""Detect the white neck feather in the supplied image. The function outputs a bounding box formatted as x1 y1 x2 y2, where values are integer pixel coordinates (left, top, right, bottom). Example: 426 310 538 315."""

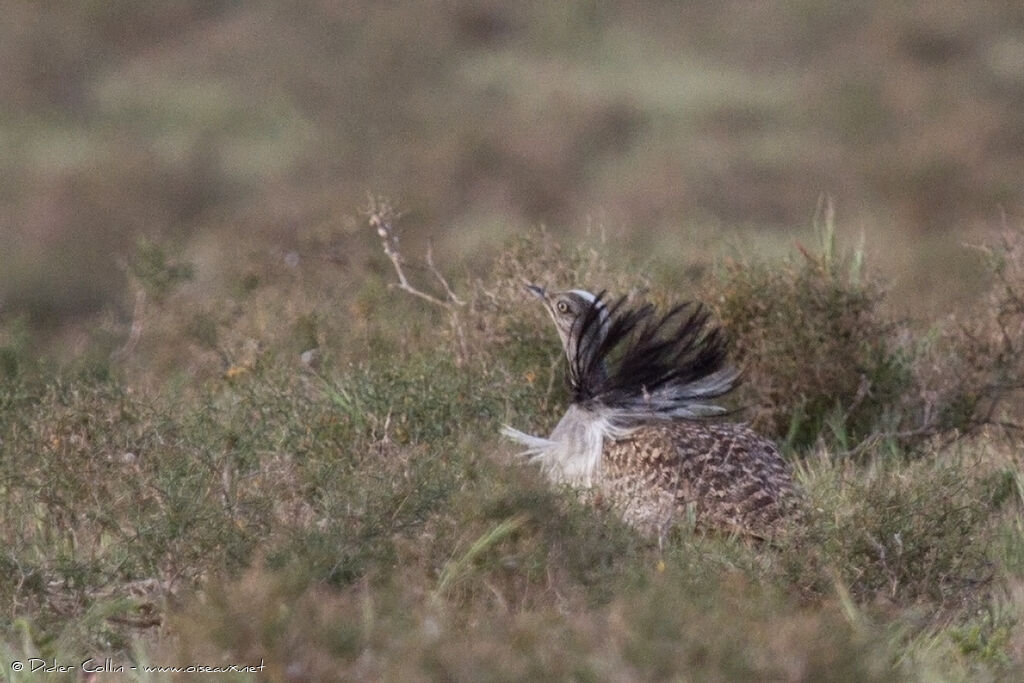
502 404 630 488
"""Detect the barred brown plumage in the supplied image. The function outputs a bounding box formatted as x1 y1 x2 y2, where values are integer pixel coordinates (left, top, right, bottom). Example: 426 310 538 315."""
502 285 798 540
600 421 798 539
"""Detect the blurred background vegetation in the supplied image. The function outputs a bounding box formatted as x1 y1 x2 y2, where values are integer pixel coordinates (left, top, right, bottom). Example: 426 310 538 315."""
3 0 1024 341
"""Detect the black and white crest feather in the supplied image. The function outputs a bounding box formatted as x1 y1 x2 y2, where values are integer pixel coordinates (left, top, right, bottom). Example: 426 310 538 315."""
568 292 739 421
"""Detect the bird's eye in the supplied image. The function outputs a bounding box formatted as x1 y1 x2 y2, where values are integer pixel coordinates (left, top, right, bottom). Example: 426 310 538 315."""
556 301 570 314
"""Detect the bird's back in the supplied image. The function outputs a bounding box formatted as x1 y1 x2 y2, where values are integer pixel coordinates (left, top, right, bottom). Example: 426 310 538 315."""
599 420 797 539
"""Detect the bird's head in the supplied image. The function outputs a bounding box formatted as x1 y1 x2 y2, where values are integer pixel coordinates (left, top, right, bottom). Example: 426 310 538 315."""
525 284 608 362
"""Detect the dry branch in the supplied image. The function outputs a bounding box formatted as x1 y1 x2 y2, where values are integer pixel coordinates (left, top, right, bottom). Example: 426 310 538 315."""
366 197 468 362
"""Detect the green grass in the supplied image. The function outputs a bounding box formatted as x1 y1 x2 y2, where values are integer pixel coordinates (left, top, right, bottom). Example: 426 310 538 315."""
2 224 1023 681
3 4 1024 679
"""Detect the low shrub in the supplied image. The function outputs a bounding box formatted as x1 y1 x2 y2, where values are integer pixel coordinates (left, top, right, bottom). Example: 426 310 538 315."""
710 213 1024 453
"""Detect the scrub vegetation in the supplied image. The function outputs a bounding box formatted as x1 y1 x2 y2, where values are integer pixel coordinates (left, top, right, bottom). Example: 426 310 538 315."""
2 2 1024 681
2 219 1024 681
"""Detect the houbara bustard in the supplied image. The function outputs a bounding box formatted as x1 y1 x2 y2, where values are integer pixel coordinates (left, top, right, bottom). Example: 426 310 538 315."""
502 285 798 540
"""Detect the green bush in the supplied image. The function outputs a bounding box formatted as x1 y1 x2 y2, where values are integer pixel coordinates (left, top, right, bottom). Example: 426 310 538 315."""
711 224 906 450
711 217 1024 453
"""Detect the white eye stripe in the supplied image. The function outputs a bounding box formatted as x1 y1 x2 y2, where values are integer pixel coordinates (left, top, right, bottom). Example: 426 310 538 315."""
568 289 597 303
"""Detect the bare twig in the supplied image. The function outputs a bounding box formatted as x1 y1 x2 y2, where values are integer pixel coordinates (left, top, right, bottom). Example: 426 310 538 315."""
426 240 464 306
366 197 468 362
369 201 447 307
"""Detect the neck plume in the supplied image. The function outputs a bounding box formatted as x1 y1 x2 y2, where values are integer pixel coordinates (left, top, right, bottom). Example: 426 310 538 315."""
564 292 739 422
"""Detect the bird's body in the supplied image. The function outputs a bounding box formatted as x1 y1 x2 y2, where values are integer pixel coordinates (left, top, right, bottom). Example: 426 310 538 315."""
600 421 795 538
503 286 797 540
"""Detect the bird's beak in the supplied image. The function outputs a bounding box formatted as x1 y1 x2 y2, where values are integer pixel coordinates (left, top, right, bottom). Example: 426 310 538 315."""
524 283 546 300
